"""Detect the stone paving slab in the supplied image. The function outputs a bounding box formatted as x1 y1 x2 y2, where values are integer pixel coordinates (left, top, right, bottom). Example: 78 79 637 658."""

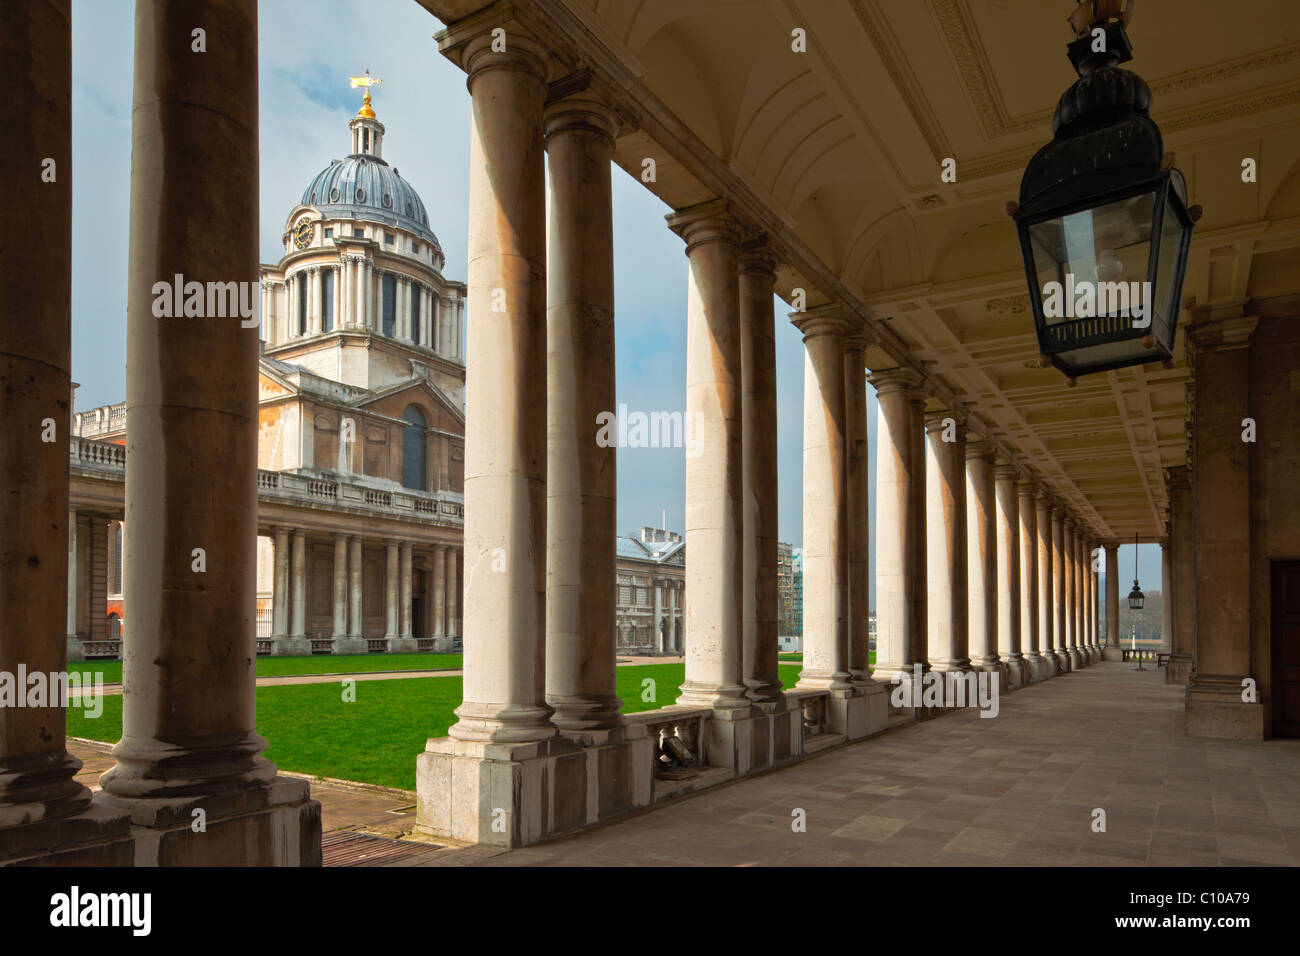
65 662 1300 866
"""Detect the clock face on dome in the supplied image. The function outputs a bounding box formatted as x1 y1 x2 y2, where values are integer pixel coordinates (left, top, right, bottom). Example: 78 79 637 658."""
292 216 314 250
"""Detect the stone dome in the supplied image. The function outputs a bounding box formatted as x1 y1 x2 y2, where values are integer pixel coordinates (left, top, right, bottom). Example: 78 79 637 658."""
300 153 441 254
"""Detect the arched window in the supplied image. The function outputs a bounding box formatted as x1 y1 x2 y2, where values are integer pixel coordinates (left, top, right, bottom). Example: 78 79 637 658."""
107 613 121 640
401 405 427 491
382 274 397 337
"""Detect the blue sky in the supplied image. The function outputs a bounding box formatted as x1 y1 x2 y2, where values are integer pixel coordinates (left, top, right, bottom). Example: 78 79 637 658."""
68 0 1163 603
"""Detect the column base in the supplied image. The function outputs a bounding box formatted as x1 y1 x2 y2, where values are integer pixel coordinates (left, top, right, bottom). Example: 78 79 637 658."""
1102 644 1125 662
387 637 418 653
66 636 85 662
998 654 1028 690
272 636 311 656
1185 675 1264 740
1088 643 1102 663
1054 650 1073 673
0 802 134 866
92 776 321 865
415 732 653 848
1023 652 1050 683
1068 648 1086 669
1166 652 1194 685
333 637 369 655
431 636 456 653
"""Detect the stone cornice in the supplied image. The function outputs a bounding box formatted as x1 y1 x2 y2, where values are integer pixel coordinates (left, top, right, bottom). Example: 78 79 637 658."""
1187 314 1258 352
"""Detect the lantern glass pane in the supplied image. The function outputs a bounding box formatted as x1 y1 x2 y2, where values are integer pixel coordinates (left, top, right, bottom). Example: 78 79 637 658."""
1027 192 1156 327
1151 195 1191 336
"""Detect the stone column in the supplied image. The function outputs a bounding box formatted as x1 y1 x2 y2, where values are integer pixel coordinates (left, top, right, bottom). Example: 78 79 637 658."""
1019 477 1044 681
868 368 920 682
417 22 593 850
1068 519 1085 667
1088 538 1101 660
1051 507 1070 672
334 266 342 330
794 306 880 740
543 89 627 739
332 534 347 649
739 241 784 707
431 545 447 652
88 516 109 644
965 440 998 673
311 267 322 334
67 508 85 661
1076 530 1089 667
995 460 1024 687
447 547 459 640
0 0 131 864
1103 543 1121 660
340 536 365 654
384 540 399 645
653 582 665 652
908 388 929 670
1036 492 1055 676
1166 466 1194 682
278 529 309 656
1160 539 1173 651
668 583 679 653
1185 315 1260 737
393 541 414 651
667 200 750 726
96 0 318 864
843 329 876 710
924 410 969 673
271 527 289 644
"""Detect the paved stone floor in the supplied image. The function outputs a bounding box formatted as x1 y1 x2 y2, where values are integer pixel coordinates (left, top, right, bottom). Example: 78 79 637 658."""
67 662 1300 866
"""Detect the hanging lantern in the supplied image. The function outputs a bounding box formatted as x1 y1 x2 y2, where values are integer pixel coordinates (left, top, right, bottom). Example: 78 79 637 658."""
1127 531 1145 610
1009 0 1201 384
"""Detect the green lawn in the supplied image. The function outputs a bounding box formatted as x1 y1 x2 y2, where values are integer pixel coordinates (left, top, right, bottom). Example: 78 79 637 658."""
67 662 801 791
67 652 464 685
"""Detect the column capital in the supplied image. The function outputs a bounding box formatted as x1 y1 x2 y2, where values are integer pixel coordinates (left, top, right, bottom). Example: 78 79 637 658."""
791 303 851 340
739 237 778 278
994 459 1020 482
1186 314 1257 353
923 407 964 432
543 81 621 142
866 366 921 395
1165 464 1191 490
666 199 743 252
1016 473 1039 495
965 436 996 462
1063 515 1076 531
437 5 550 86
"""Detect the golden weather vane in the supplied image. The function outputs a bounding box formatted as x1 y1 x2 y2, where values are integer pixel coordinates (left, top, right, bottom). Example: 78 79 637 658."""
348 69 382 118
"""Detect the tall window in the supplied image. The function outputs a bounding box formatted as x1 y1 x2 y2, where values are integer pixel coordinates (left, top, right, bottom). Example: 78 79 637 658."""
412 287 422 346
401 405 427 491
382 274 396 337
321 269 334 332
297 275 307 335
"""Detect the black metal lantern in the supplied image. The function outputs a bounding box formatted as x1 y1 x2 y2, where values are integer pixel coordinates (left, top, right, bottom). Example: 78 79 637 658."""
1010 1 1201 384
1127 532 1144 610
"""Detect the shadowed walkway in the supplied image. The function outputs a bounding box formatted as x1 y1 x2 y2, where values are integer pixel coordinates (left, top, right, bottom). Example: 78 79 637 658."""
412 662 1300 866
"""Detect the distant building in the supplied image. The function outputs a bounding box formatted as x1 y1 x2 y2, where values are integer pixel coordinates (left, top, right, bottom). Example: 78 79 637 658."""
615 526 684 655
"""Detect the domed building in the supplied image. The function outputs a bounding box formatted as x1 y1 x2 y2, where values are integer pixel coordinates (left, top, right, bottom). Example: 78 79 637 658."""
71 81 467 659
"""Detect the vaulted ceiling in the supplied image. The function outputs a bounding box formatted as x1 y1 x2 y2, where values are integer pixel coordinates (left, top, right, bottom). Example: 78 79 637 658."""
419 0 1300 543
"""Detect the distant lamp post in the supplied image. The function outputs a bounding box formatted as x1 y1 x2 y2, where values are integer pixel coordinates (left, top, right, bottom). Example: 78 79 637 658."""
1008 0 1201 385
1127 532 1146 669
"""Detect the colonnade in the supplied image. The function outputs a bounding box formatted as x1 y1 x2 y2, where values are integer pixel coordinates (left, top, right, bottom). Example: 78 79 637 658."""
871 371 1107 689
64 509 117 661
269 530 462 656
272 257 464 358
